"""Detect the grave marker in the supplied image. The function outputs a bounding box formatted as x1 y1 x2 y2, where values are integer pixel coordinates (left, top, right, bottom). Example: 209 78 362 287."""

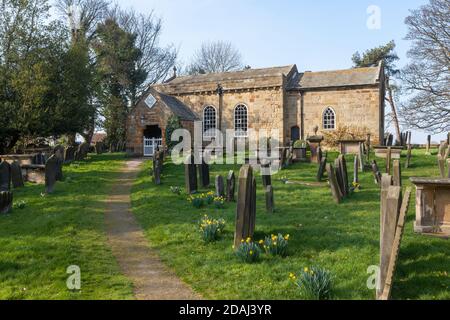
426 135 431 155
198 160 210 188
215 175 225 197
385 147 392 174
353 155 359 184
10 161 24 188
0 161 11 191
0 191 13 214
184 154 197 194
45 155 58 193
438 155 446 178
226 170 235 202
405 144 412 169
392 160 402 187
265 185 274 214
326 164 342 204
371 160 382 185
317 155 327 182
338 155 349 196
234 165 256 248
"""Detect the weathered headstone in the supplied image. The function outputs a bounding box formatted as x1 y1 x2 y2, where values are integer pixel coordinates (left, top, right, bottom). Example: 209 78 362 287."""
10 161 24 188
438 141 448 158
385 147 392 174
317 155 327 182
337 155 349 197
358 142 365 172
280 148 287 168
353 154 359 184
380 174 393 245
215 175 225 197
334 158 345 197
64 146 75 163
265 185 274 214
405 144 412 169
153 152 161 185
197 160 210 188
0 161 11 191
184 154 197 194
326 163 343 204
371 160 382 185
366 134 371 163
426 135 431 155
392 160 402 187
379 188 411 300
234 165 256 248
226 170 235 202
261 162 272 188
438 155 446 178
45 155 58 193
378 185 402 299
0 191 13 214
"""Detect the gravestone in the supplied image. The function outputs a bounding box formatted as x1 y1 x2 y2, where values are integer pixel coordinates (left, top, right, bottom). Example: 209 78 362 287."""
215 175 225 197
0 191 13 214
358 143 365 172
378 185 402 299
317 155 327 182
280 148 287 168
45 155 58 193
95 142 103 154
380 174 393 247
226 170 235 202
261 162 272 188
10 161 24 188
326 163 343 204
405 144 412 169
445 145 450 160
153 152 161 185
0 161 11 191
379 188 411 300
426 135 431 155
366 134 371 163
265 185 274 214
337 155 349 197
353 155 359 184
54 145 65 162
198 160 210 188
385 147 392 174
334 158 345 197
371 160 382 185
234 165 256 248
55 157 63 182
184 154 197 194
438 141 448 158
64 146 75 162
392 160 402 187
437 155 446 178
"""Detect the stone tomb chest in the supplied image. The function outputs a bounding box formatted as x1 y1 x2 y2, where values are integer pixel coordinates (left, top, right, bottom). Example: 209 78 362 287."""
410 178 450 236
373 146 403 160
338 139 366 155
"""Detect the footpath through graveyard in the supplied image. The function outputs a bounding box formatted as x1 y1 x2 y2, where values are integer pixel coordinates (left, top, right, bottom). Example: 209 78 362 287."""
105 159 200 300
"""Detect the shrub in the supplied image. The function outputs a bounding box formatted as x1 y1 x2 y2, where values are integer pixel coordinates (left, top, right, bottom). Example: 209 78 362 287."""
235 238 262 263
213 196 225 209
262 234 289 257
322 125 373 149
198 215 225 243
290 266 333 300
293 140 307 148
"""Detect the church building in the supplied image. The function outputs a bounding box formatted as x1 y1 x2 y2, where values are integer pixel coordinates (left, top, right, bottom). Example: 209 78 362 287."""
126 63 385 156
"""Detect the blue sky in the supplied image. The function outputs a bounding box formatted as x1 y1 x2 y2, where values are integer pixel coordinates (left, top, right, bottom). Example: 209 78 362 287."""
118 0 444 142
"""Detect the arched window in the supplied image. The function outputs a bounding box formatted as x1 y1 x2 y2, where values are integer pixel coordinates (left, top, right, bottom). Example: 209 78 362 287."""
323 107 336 130
234 104 248 137
203 106 217 137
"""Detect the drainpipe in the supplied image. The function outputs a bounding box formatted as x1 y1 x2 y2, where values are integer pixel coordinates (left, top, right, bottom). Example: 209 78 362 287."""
216 84 223 131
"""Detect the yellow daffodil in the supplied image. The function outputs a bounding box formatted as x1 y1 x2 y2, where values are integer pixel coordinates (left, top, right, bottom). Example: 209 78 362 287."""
304 267 309 273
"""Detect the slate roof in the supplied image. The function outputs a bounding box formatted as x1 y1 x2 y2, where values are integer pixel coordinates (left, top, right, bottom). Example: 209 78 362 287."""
165 65 295 86
287 65 382 90
149 89 199 121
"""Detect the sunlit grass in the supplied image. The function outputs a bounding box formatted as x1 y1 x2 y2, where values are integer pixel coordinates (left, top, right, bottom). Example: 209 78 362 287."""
131 149 450 300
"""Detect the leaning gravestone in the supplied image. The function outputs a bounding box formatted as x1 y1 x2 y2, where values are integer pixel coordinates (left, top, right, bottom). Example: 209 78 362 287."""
337 155 349 197
184 154 197 194
371 160 382 186
226 170 235 202
0 161 11 191
334 158 345 197
265 185 274 214
0 191 13 214
317 155 327 182
353 155 359 184
10 161 24 188
215 175 225 197
234 165 256 248
45 155 58 193
326 163 343 204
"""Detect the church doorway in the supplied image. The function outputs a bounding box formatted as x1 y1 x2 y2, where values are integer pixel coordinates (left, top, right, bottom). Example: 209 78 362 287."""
143 125 162 156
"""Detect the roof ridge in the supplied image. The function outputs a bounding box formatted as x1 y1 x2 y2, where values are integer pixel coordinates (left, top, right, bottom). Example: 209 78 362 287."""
299 66 379 74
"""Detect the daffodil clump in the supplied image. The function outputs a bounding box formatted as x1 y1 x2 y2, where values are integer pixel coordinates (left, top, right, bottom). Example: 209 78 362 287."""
213 196 225 209
289 266 333 300
263 234 289 257
198 215 225 243
235 238 261 263
187 193 206 208
351 181 361 193
205 191 215 205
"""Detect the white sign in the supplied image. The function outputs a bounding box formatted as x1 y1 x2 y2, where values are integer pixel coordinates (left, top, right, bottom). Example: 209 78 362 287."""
145 94 156 109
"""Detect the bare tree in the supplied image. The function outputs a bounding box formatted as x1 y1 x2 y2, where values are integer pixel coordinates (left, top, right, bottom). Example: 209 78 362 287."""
187 41 243 74
107 6 177 103
400 0 450 133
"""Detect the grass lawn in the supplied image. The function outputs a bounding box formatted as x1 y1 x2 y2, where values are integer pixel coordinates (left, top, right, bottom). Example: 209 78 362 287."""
131 149 450 300
0 153 133 300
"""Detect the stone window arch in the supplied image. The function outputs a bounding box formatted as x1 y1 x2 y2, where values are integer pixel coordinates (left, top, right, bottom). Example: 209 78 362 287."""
323 107 336 130
234 104 248 137
203 105 217 137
